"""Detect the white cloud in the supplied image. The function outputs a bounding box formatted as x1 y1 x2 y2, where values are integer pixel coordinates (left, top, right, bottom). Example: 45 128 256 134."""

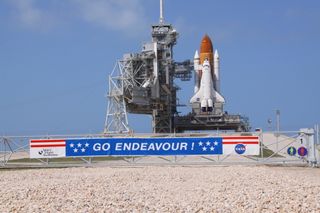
173 17 196 35
9 0 56 31
7 0 149 35
73 0 148 33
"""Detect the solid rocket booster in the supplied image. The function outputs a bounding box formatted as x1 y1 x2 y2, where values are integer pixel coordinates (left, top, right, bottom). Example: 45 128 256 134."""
214 49 220 93
191 34 224 112
194 50 200 93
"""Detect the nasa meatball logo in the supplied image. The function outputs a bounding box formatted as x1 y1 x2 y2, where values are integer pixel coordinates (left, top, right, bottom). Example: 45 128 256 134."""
38 150 44 155
235 144 246 154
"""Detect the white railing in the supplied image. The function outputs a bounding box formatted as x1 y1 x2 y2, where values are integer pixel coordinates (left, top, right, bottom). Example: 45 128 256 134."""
1 127 319 167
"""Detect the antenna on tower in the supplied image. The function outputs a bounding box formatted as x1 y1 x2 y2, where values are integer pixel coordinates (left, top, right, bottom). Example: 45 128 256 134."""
159 0 164 24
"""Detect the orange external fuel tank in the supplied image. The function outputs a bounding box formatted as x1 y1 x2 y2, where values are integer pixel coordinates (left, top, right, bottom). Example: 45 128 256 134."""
199 34 214 80
200 34 214 66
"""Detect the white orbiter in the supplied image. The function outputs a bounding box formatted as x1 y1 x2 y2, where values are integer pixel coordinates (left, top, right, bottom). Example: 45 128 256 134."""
190 35 225 112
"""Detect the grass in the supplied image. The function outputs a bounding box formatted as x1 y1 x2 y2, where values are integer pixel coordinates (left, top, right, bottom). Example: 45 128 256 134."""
255 146 283 158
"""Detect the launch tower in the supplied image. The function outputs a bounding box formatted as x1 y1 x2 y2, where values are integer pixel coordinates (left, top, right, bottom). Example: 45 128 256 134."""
104 0 192 133
104 0 249 134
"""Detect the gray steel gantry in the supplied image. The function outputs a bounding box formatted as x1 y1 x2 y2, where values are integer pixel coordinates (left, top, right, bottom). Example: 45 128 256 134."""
104 0 249 134
104 21 192 134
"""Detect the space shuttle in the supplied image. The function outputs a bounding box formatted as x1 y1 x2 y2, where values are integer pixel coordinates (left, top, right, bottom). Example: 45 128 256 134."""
190 34 225 112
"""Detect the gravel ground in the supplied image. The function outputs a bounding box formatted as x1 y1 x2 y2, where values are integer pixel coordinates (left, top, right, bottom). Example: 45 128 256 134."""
0 165 319 212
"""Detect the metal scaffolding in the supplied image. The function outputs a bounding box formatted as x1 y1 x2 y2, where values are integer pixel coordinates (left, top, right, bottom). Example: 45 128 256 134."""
104 21 192 134
103 0 249 134
104 62 130 134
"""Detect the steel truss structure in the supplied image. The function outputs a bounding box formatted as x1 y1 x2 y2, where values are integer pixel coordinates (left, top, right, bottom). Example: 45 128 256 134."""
103 21 193 134
104 62 130 134
103 0 249 134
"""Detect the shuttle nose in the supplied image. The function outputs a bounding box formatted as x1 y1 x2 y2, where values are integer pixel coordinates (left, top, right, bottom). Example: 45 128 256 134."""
203 59 210 67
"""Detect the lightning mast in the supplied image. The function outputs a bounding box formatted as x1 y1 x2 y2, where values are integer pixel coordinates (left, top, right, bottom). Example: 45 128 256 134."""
159 0 164 24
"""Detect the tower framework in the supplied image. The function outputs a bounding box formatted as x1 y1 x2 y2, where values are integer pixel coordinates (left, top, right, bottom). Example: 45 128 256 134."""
104 0 249 134
104 22 192 134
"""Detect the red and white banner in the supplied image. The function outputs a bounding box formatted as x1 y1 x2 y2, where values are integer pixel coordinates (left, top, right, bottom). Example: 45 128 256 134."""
223 136 260 155
30 139 66 158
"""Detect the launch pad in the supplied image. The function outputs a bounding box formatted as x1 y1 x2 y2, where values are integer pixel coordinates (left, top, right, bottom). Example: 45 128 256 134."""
174 114 250 133
104 0 250 134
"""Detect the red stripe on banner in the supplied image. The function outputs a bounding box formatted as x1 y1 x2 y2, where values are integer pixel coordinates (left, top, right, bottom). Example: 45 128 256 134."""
223 136 259 140
31 144 66 148
30 140 65 143
223 142 259 144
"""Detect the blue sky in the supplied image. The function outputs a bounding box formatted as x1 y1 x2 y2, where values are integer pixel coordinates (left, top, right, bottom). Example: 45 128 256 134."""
0 0 319 135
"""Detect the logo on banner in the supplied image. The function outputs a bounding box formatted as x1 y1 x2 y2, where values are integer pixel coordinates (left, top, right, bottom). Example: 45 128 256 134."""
298 147 307 157
30 139 66 158
235 144 246 154
287 147 296 156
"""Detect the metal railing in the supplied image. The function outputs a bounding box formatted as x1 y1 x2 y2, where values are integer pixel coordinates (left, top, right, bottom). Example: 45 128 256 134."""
1 127 319 168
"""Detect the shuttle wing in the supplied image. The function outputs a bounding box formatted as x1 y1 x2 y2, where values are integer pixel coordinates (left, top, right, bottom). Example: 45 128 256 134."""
214 91 225 103
190 88 202 103
190 86 225 104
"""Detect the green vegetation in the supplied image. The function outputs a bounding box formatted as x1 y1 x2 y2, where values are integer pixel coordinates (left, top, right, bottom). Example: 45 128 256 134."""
255 146 283 158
